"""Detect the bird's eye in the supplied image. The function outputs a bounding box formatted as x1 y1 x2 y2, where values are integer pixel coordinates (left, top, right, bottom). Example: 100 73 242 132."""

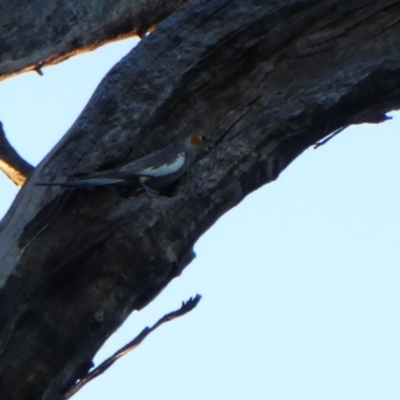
201 135 208 141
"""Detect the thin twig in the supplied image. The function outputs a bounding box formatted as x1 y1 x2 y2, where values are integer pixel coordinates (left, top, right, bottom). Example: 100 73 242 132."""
64 294 202 399
0 121 34 186
314 126 346 149
34 64 44 76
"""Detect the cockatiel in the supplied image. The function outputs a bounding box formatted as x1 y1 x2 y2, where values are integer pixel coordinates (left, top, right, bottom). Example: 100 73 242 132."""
36 134 212 194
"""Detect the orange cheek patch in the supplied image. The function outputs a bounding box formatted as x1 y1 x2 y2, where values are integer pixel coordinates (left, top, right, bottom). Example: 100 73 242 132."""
190 135 201 145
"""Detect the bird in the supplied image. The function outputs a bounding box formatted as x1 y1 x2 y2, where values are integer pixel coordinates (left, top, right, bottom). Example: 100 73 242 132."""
36 134 213 195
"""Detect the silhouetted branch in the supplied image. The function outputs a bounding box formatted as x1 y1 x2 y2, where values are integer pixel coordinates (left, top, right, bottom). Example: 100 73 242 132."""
64 295 202 399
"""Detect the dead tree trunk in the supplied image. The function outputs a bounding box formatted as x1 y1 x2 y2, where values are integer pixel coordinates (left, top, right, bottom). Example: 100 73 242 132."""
0 0 188 80
0 0 399 399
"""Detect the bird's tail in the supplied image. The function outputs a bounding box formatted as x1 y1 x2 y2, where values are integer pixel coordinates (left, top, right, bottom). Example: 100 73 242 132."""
35 178 124 187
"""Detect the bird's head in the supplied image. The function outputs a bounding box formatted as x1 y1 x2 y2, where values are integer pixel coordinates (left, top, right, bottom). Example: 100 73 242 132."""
185 134 214 156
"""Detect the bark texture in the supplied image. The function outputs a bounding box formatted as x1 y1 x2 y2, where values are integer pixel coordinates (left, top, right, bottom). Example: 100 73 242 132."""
1 0 400 399
0 0 187 81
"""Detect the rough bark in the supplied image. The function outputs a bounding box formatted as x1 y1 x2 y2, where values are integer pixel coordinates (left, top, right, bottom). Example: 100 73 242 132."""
1 0 400 399
0 0 188 81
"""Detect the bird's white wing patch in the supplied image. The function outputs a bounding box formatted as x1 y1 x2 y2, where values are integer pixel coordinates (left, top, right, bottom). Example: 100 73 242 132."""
139 153 186 178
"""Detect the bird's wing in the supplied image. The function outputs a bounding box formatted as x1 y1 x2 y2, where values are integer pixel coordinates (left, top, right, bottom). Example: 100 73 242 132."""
35 145 187 187
118 151 186 178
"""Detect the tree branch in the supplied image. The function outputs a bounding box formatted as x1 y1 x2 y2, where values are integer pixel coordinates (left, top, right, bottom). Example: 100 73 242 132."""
64 295 201 399
0 121 33 186
0 0 188 81
314 127 346 149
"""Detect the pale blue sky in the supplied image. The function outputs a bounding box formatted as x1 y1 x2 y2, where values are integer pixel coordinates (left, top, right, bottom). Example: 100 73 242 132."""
1 38 399 400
